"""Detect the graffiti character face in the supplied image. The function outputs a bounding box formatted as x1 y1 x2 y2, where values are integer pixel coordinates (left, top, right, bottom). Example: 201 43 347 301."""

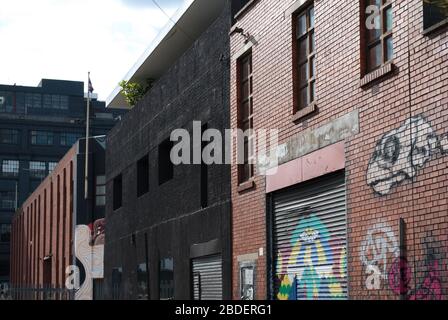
366 115 447 195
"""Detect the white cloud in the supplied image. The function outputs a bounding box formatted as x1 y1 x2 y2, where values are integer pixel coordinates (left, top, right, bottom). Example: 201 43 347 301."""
0 0 181 100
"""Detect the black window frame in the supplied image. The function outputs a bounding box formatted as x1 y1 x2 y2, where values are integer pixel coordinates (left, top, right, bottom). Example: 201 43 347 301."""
0 128 20 145
113 174 123 211
158 139 174 186
137 155 150 197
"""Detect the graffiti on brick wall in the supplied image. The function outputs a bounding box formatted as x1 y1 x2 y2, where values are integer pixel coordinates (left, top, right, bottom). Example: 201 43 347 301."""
361 222 399 290
276 214 347 300
367 115 448 196
66 218 105 300
388 234 445 300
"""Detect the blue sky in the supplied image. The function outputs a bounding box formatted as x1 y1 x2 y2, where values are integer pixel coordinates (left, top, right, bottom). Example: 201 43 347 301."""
0 0 184 100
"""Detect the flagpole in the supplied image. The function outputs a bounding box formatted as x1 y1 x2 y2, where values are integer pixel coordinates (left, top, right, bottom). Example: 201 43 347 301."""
84 72 91 200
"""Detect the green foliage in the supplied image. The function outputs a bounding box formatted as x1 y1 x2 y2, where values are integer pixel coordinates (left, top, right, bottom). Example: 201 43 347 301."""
119 79 154 107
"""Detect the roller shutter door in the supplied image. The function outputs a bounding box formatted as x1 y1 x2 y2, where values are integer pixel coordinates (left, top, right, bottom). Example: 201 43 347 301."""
273 171 347 300
192 255 222 300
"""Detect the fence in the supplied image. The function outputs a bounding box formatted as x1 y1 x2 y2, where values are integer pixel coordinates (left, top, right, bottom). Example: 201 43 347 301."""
0 286 75 300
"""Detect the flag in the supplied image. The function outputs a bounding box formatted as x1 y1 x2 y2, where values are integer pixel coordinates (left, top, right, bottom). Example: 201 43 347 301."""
88 76 94 93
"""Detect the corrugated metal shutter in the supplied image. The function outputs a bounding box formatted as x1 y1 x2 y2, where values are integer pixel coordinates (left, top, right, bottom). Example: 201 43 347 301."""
273 171 347 300
192 255 222 300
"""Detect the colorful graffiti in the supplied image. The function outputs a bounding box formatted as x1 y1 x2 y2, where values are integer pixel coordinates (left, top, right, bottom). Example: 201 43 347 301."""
73 218 106 300
366 115 448 195
276 214 347 300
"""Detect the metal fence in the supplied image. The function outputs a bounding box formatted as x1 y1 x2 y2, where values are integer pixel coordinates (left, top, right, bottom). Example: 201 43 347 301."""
0 286 75 301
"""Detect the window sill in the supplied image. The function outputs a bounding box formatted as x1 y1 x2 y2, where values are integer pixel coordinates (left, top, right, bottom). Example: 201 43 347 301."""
292 103 317 123
422 18 448 36
360 63 394 88
234 0 259 21
237 179 255 193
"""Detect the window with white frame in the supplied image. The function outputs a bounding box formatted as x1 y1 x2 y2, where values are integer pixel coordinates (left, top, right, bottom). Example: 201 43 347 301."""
2 160 19 177
29 161 46 179
96 175 106 206
48 162 58 174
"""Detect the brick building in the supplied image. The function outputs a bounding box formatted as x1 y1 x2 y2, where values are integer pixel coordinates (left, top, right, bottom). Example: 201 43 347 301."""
103 0 232 300
10 137 108 300
230 0 447 300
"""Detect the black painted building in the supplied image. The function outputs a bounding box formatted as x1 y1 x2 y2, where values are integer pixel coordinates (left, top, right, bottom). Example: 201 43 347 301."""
0 79 125 287
104 0 231 300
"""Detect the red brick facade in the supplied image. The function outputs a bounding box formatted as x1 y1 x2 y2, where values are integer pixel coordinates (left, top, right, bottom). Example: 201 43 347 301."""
230 0 447 300
10 147 75 289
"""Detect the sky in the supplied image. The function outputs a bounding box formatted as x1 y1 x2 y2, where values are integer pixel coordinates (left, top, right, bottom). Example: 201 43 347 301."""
0 0 184 100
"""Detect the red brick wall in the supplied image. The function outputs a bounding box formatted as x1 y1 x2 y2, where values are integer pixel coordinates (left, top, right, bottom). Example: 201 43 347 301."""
11 148 75 289
230 0 447 299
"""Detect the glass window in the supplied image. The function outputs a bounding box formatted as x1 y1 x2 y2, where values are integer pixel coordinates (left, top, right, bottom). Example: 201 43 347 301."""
113 174 122 210
423 0 448 30
48 162 58 174
365 0 393 72
0 91 14 113
158 140 174 185
31 131 54 146
159 258 174 300
43 94 52 109
112 267 122 300
295 4 316 110
60 132 82 146
0 129 20 145
237 52 254 184
137 263 149 300
0 192 15 210
137 155 149 197
29 161 46 179
52 95 60 109
0 224 11 243
2 160 19 177
60 96 69 110
96 175 106 207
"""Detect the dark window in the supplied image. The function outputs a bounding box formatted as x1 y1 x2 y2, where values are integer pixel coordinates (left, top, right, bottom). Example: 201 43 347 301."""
158 139 174 185
159 258 174 300
237 52 254 184
424 0 448 30
31 130 54 146
29 161 46 179
25 93 42 109
1 160 19 177
60 132 82 146
294 4 315 110
43 94 52 109
0 91 14 113
137 263 149 300
232 0 253 17
0 129 20 144
95 176 106 207
201 124 208 208
0 192 15 210
364 0 393 73
137 155 150 197
0 224 11 243
113 174 123 210
0 260 9 278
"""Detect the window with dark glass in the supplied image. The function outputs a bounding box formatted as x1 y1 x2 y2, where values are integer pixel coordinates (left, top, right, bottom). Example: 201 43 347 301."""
113 174 123 210
0 224 11 243
294 4 315 110
96 175 106 207
137 155 150 197
137 263 149 300
159 258 174 300
1 160 19 177
31 130 54 145
237 52 254 184
158 139 174 185
0 192 15 210
29 161 46 179
364 0 393 72
43 94 52 109
112 267 123 300
60 132 82 146
424 0 448 30
0 260 10 278
0 91 14 113
0 129 19 144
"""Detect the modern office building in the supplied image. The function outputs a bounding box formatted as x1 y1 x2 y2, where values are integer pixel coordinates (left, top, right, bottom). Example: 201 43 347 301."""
230 0 447 300
104 0 232 300
0 79 124 287
10 137 108 300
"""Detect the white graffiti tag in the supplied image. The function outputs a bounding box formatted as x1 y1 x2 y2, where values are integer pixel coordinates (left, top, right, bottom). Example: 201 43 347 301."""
366 115 448 195
361 222 399 282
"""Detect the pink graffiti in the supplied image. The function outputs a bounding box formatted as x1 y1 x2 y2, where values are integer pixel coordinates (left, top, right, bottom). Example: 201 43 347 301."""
388 258 443 300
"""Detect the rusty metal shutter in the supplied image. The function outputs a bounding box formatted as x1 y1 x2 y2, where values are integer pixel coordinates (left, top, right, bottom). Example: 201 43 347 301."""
192 255 222 300
273 171 347 300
